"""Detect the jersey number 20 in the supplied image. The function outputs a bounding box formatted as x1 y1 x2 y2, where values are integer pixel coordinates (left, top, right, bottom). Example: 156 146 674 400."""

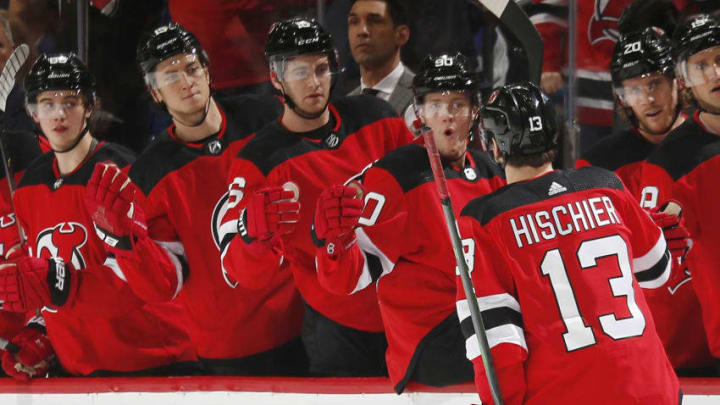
540 235 646 352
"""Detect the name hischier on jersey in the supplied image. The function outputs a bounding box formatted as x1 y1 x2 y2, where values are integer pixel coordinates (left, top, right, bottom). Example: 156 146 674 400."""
510 196 620 248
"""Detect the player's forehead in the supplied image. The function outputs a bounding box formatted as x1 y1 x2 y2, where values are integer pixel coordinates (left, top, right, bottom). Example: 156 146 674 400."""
285 53 329 69
687 45 720 64
154 53 199 73
423 90 471 103
36 90 82 102
621 72 668 87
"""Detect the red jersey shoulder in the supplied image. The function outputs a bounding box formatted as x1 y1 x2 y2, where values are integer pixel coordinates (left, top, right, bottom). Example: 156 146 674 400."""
647 111 720 181
17 142 134 190
580 128 655 172
461 166 625 226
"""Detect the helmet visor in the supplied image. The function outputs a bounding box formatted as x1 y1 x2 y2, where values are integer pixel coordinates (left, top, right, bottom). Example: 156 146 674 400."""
415 91 474 121
614 73 673 107
26 90 85 119
270 52 341 84
144 54 206 89
677 45 720 87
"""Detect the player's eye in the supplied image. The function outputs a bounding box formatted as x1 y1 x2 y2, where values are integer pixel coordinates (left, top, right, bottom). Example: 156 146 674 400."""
187 64 202 76
163 72 180 84
289 68 308 80
39 102 54 111
63 100 79 109
316 64 331 77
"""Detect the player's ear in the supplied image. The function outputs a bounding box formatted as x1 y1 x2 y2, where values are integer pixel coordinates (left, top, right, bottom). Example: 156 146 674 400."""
269 71 283 92
149 87 163 104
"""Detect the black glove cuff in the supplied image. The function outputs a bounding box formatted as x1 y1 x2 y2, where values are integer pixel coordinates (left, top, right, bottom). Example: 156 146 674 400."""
237 209 257 245
93 223 134 250
46 258 72 307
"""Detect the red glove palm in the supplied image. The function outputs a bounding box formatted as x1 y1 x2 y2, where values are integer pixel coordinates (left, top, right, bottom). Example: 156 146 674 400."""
314 184 364 257
0 256 77 312
237 186 300 254
85 162 147 257
1 327 53 381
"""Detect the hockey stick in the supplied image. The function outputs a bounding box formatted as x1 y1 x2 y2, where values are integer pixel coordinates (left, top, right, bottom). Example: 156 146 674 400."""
469 0 543 84
0 44 30 247
0 336 19 354
419 123 504 405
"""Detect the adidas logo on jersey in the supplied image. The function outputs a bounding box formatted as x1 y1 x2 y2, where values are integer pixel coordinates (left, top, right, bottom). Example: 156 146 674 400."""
548 181 567 196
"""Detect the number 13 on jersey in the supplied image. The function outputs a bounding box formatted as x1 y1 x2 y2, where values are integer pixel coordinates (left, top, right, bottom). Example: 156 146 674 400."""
541 235 645 352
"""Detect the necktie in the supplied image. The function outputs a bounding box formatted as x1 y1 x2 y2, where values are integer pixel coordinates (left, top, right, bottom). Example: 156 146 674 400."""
362 88 381 96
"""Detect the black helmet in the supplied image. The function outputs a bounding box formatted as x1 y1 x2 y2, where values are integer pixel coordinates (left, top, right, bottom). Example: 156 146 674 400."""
610 27 674 87
673 14 720 65
137 23 209 77
413 53 478 103
265 17 335 59
481 82 557 162
25 53 96 107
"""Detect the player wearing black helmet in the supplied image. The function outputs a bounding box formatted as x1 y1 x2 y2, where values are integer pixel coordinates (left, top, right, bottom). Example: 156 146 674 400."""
643 14 720 374
220 17 413 377
458 81 680 404
0 53 198 379
83 23 305 375
313 52 504 392
578 27 683 198
580 27 713 376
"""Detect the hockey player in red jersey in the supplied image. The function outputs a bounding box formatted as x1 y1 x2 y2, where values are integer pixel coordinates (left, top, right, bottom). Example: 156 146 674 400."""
642 14 720 375
220 17 413 376
457 82 680 404
579 27 712 374
0 53 198 378
82 23 306 375
577 27 684 198
313 52 504 392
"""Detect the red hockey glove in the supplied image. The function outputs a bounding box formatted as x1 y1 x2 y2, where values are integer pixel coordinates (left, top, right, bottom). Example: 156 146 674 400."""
237 186 300 255
1 326 53 381
85 162 148 258
313 184 364 258
648 202 690 266
0 256 77 312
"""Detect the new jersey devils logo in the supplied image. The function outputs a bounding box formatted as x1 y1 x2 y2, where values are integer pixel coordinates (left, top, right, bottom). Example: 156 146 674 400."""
211 191 238 251
36 222 88 269
588 0 625 45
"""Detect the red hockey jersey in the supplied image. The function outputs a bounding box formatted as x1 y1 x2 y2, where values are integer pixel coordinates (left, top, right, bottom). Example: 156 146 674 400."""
315 144 504 392
221 96 413 332
124 95 303 361
643 110 720 364
578 123 711 371
13 142 196 376
457 167 679 405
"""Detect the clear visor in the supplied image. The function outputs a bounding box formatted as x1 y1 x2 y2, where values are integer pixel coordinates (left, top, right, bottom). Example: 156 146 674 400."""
415 91 474 121
27 90 85 119
271 54 340 84
144 54 206 89
677 45 720 87
614 74 672 106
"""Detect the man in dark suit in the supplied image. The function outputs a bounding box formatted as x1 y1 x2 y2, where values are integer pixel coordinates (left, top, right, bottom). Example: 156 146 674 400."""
347 0 415 127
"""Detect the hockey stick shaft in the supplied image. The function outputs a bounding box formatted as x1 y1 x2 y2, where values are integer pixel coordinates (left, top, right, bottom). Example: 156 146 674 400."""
421 127 504 405
0 44 30 247
0 336 19 354
470 0 544 84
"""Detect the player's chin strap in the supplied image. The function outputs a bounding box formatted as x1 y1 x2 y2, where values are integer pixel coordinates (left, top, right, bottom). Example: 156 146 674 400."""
279 83 329 120
53 122 91 154
169 92 213 128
